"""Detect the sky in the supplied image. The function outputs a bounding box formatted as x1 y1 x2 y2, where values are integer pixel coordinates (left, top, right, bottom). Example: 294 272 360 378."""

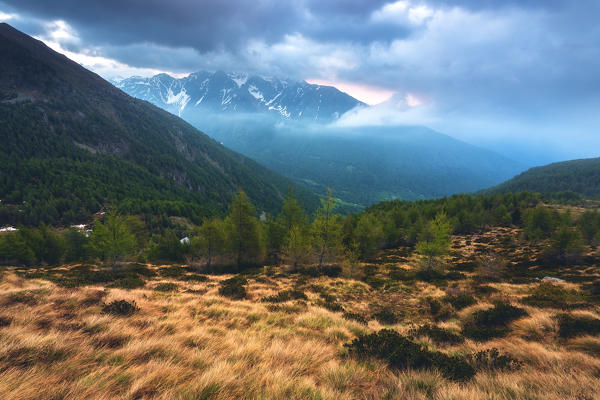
1 0 599 165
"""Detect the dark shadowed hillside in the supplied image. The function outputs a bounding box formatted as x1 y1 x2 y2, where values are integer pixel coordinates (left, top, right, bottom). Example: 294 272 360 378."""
0 23 318 226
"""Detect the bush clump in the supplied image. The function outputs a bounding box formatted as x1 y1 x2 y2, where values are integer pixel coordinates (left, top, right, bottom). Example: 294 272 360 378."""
345 329 476 381
342 312 368 325
556 313 600 339
466 348 522 371
443 294 477 310
0 316 13 327
409 324 465 345
522 283 587 309
218 276 247 300
181 274 209 282
158 266 186 278
427 298 454 321
154 283 178 292
319 293 345 312
262 289 307 303
107 276 146 289
372 306 400 325
463 302 527 341
102 300 138 316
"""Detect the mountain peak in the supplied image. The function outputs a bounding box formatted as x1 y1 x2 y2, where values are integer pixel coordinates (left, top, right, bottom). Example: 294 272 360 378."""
116 70 366 121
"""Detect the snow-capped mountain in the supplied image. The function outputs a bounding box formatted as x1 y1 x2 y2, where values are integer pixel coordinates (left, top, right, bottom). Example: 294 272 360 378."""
113 71 365 121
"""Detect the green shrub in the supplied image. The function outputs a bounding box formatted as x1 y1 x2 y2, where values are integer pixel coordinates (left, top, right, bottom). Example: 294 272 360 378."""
342 312 368 325
154 283 178 292
373 306 399 325
556 313 600 339
472 285 499 296
158 266 186 278
181 274 209 282
320 293 344 312
463 302 527 341
466 348 522 371
443 294 477 310
218 276 247 300
454 261 477 272
107 276 146 289
262 289 307 303
345 329 476 381
427 298 454 321
522 283 587 309
409 324 464 345
102 300 138 316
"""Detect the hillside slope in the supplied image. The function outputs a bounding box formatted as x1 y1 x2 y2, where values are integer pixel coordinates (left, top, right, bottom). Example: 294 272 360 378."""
488 157 600 198
0 23 318 226
190 117 525 205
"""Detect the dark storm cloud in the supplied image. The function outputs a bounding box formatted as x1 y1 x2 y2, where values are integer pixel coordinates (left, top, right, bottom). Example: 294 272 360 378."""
0 0 413 51
1 0 599 163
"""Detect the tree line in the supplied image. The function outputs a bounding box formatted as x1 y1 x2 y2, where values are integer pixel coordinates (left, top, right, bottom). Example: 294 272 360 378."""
1 190 599 270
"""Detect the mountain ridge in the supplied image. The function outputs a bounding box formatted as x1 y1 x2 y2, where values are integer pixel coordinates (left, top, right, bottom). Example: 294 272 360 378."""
488 156 600 198
114 71 366 121
0 23 319 226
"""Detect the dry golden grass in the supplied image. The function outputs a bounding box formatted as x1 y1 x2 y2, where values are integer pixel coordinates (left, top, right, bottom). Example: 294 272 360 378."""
1 229 600 400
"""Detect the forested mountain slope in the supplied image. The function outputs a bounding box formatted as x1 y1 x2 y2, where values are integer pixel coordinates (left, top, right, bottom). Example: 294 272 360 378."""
488 157 600 198
0 23 318 226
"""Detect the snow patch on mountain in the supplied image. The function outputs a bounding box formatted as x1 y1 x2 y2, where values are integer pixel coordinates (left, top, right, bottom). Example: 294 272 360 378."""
166 87 190 116
248 85 264 101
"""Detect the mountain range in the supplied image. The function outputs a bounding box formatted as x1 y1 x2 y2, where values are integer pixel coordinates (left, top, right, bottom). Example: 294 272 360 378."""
0 23 318 226
116 72 525 207
114 72 364 121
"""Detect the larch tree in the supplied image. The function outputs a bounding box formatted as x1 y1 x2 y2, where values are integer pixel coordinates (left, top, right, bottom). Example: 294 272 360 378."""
225 190 263 269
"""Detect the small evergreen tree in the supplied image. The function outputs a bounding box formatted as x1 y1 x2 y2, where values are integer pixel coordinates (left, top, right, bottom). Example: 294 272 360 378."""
311 188 342 268
90 210 135 267
282 225 311 271
225 190 263 269
353 213 385 260
416 212 452 272
193 218 226 269
63 228 90 263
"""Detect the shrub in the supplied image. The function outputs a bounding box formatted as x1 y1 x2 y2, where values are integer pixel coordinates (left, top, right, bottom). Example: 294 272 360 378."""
467 348 522 371
389 267 416 281
556 313 600 339
454 261 477 272
102 300 138 316
181 274 209 282
218 276 247 300
427 298 454 321
320 292 344 312
409 324 465 345
472 285 499 296
262 289 307 303
0 316 13 327
158 266 186 278
322 265 342 277
342 312 368 325
522 283 587 309
107 276 146 289
463 302 527 341
443 294 477 310
154 283 178 292
345 329 476 381
373 306 399 325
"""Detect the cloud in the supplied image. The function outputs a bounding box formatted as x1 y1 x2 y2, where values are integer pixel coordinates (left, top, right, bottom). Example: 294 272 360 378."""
1 0 599 164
